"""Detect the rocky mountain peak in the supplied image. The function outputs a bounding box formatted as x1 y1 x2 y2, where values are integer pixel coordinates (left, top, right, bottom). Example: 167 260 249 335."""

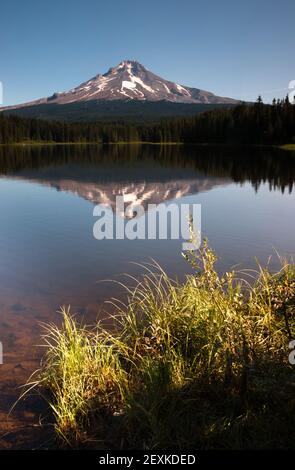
2 60 239 110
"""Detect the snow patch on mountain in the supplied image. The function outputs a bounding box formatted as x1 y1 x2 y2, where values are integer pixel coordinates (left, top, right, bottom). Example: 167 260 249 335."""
176 84 190 96
161 82 171 94
122 80 137 90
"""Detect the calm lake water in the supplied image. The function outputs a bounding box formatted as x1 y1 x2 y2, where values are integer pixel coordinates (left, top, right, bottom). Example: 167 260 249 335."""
0 143 295 447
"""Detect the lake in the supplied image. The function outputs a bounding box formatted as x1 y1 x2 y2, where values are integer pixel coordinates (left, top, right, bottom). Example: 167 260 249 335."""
0 143 295 447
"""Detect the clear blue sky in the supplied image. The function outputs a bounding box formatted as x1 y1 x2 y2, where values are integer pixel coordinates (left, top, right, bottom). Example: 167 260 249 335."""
1 0 294 105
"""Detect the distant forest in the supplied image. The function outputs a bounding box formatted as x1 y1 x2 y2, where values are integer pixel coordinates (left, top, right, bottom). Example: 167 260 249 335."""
0 97 294 145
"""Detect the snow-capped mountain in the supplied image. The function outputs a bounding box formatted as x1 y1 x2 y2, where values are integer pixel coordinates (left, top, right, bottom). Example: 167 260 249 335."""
4 60 238 110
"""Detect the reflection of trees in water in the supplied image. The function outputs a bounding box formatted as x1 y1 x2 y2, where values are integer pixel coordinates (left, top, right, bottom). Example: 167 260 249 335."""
0 144 294 193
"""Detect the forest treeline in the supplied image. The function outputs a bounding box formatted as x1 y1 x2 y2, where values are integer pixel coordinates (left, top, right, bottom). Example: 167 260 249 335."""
0 142 294 193
0 97 294 145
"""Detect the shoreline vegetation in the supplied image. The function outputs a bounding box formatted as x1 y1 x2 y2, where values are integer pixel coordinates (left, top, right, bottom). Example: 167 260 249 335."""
0 140 184 146
26 243 295 449
1 98 295 147
0 141 295 151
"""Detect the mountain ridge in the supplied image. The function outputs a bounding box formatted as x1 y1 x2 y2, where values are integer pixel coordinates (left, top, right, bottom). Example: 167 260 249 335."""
2 60 239 110
1 60 240 121
1 100 238 122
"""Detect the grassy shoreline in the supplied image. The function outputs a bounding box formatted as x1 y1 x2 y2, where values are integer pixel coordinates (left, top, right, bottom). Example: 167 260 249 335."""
27 244 295 449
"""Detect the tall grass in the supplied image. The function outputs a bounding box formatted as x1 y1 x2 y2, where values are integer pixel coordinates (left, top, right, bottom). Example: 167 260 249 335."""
28 243 295 448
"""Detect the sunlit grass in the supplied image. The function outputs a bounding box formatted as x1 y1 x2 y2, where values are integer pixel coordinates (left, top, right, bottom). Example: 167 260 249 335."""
280 144 295 151
26 243 295 448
